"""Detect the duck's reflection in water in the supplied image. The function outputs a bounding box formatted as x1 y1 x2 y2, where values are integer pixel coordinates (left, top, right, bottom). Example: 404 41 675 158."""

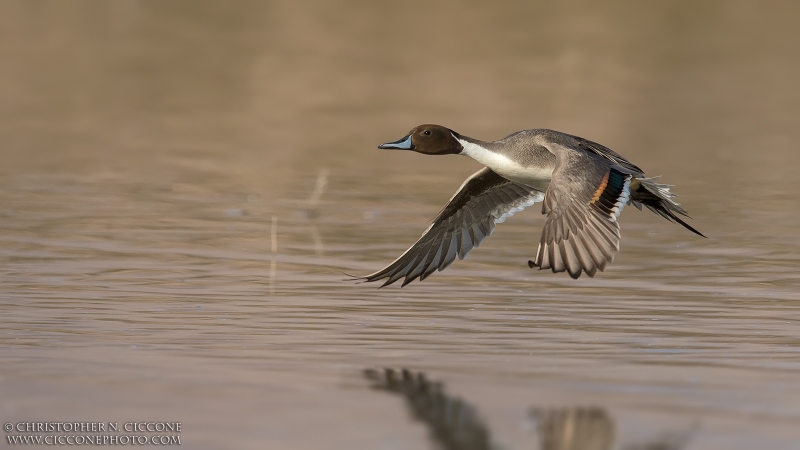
364 368 692 450
530 407 614 450
364 368 496 450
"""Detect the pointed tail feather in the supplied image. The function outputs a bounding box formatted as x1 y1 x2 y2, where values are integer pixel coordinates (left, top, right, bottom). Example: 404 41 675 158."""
631 177 706 237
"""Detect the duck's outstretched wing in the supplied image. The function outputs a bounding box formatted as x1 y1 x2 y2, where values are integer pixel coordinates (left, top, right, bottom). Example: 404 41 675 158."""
361 168 544 287
529 143 633 279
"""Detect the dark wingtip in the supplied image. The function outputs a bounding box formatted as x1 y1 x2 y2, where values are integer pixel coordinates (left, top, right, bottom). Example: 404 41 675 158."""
568 270 581 280
400 271 427 287
379 278 397 288
342 272 367 284
349 270 410 288
343 271 391 287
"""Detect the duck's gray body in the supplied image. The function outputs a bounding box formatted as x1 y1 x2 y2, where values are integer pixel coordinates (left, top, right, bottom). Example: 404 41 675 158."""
362 125 704 287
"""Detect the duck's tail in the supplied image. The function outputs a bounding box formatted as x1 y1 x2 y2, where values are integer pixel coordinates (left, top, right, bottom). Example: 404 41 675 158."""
629 176 706 237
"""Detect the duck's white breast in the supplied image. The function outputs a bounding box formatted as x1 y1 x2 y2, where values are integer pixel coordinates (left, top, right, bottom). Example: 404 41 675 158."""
458 139 552 191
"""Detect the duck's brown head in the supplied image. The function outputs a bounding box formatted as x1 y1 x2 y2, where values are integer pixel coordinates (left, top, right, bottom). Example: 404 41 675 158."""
378 124 463 155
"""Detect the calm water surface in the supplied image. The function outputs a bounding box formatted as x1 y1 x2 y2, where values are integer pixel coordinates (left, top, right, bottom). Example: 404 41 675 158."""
1 1 799 449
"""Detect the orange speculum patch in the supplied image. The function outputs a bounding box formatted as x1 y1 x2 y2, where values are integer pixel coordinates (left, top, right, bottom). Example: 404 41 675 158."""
591 171 610 204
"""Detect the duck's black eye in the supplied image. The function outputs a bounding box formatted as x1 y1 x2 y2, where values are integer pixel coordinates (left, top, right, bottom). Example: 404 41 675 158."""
423 130 431 136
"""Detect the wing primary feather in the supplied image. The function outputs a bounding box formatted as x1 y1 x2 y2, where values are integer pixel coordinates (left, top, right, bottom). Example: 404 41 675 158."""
463 209 480 247
570 237 596 277
401 248 433 287
577 233 605 272
420 241 444 281
568 247 583 278
539 242 550 269
458 228 473 260
440 233 459 271
585 226 616 262
551 241 563 272
381 254 419 287
472 222 486 246
561 239 582 279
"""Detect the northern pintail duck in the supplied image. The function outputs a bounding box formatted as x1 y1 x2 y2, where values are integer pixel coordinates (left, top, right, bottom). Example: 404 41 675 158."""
361 125 704 287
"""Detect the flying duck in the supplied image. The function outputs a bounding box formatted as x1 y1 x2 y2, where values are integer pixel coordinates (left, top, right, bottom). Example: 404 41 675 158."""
361 125 704 287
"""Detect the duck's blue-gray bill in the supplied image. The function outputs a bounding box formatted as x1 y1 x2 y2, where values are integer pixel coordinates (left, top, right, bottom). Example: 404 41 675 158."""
378 135 413 150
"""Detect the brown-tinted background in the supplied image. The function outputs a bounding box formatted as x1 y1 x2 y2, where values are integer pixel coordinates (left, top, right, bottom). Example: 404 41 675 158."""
1 1 799 449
